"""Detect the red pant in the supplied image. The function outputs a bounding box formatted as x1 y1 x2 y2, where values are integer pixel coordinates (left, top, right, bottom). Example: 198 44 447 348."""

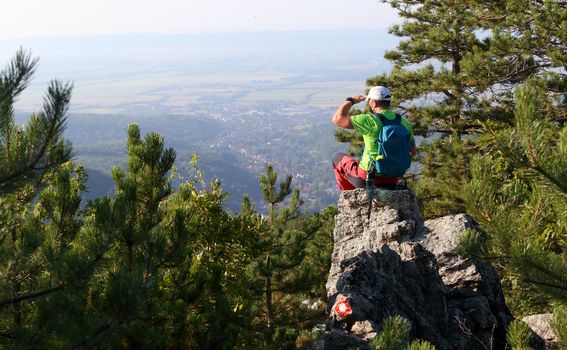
332 153 398 191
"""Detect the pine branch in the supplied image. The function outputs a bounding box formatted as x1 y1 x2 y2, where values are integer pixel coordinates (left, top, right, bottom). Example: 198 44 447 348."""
0 331 13 339
521 277 567 293
521 257 567 293
0 80 72 191
0 235 110 310
518 166 567 201
0 284 64 308
70 316 121 350
0 48 39 101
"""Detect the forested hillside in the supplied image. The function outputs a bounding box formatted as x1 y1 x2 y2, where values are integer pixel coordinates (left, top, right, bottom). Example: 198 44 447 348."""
15 106 345 212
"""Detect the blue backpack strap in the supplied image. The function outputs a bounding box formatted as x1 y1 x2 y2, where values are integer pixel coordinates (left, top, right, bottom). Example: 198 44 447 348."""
371 112 385 125
377 112 402 125
371 112 402 125
366 113 385 161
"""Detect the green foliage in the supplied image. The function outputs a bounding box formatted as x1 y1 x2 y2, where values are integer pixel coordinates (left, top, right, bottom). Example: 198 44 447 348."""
1 59 336 347
551 306 567 349
0 49 73 194
370 315 435 350
457 229 488 259
406 340 436 350
462 80 567 314
1 50 334 349
370 315 436 350
259 163 293 226
0 118 271 348
371 316 411 350
411 135 474 218
506 320 533 350
372 316 411 350
500 275 553 316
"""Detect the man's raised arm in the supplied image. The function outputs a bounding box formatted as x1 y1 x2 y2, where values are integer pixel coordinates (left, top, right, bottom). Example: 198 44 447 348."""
332 95 365 129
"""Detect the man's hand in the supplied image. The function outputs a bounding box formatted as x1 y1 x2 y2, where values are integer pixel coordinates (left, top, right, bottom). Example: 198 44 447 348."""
352 95 366 104
332 94 366 129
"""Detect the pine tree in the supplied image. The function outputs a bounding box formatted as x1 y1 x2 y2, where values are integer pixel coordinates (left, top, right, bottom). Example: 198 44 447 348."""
461 80 566 316
551 306 567 349
242 163 334 348
72 128 262 349
371 315 435 350
475 0 566 116
506 320 533 350
260 163 294 228
0 50 83 347
0 161 91 347
371 315 412 350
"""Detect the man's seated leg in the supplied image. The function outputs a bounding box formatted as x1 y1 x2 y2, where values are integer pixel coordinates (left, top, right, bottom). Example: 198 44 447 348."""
332 153 366 190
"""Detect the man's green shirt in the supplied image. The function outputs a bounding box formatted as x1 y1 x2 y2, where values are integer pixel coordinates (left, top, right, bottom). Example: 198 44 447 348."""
350 109 415 172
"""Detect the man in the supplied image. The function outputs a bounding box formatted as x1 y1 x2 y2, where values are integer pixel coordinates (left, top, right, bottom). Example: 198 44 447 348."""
331 86 416 191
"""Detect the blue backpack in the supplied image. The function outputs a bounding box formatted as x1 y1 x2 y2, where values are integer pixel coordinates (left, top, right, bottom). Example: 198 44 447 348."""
368 113 411 177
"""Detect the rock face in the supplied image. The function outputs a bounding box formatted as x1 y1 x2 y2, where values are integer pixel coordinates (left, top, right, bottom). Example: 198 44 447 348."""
522 314 558 349
320 189 513 350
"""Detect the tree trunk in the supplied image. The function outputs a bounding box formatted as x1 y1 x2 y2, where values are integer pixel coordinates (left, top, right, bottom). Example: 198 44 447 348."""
13 282 21 327
268 202 275 227
127 242 133 273
264 254 274 344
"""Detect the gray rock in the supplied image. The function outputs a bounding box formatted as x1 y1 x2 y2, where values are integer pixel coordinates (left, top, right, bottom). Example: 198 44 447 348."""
523 314 558 349
301 298 323 311
420 214 511 333
327 189 421 296
322 188 513 350
420 214 476 254
351 320 378 340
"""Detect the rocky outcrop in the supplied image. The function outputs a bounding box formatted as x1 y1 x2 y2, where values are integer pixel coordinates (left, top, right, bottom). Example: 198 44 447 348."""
319 189 514 350
523 314 558 349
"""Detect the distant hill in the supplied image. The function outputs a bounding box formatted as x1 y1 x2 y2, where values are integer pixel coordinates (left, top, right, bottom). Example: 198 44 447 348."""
84 168 115 201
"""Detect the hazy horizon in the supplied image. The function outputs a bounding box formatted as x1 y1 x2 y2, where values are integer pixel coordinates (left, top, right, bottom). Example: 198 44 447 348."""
2 29 398 114
0 0 399 39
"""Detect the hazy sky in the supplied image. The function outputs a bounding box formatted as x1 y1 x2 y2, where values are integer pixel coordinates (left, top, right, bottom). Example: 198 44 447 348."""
1 0 399 39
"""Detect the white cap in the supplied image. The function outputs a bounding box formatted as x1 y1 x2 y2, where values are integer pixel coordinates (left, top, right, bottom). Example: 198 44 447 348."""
365 86 392 101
